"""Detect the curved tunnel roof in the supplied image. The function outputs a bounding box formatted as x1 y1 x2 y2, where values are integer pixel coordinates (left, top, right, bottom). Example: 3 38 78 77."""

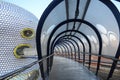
37 0 120 58
36 0 120 79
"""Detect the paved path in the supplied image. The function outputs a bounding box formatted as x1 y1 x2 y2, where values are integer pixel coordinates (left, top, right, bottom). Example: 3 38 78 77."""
49 56 100 80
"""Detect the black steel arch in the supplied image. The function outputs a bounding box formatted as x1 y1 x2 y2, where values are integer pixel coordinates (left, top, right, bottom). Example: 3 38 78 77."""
57 45 64 56
47 19 102 75
59 44 68 55
54 35 85 55
59 38 80 60
60 41 73 59
54 35 85 64
51 31 95 69
52 37 79 61
50 30 92 69
100 0 120 79
58 39 77 59
56 45 64 56
60 37 85 65
57 41 73 58
58 36 85 60
36 0 119 79
58 43 70 57
49 39 77 72
54 46 61 55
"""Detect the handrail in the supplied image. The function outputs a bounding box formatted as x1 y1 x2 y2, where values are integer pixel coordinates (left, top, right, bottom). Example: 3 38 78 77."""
80 52 120 61
0 54 54 80
78 59 120 65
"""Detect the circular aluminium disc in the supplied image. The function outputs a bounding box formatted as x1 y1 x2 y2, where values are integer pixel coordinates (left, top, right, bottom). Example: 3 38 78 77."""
20 28 35 39
13 44 32 58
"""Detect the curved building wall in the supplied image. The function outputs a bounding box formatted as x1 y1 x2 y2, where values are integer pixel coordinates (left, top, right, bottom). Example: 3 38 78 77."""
0 1 40 79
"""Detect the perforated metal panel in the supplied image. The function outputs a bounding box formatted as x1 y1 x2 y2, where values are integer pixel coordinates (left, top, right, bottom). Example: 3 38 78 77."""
0 1 39 78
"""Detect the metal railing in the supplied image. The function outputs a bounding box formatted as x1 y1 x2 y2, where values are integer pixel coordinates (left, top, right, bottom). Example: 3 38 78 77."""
55 50 120 80
0 54 54 80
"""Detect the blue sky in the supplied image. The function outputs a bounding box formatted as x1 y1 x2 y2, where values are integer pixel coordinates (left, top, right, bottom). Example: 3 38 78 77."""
3 0 52 19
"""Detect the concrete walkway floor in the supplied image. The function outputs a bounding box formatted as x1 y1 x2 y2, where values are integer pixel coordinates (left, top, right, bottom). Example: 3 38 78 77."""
49 56 100 80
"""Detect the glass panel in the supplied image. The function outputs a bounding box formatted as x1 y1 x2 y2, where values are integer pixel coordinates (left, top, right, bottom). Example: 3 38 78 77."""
85 0 119 56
